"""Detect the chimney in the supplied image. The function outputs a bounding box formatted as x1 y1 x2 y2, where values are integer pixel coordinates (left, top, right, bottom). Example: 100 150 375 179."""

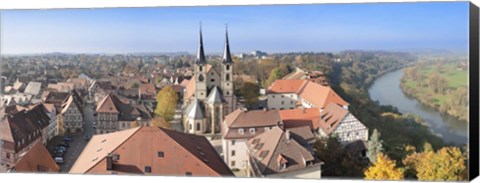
106 155 113 171
285 129 291 140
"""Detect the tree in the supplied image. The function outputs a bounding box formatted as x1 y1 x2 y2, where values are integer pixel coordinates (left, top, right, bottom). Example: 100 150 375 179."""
155 86 179 121
239 82 260 107
367 129 383 163
264 67 281 87
403 146 467 181
150 116 172 129
364 153 404 180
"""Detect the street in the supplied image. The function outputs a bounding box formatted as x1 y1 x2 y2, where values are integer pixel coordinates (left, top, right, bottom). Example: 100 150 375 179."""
57 102 95 172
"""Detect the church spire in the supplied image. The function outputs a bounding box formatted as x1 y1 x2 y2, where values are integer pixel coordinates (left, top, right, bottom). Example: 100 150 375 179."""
196 23 207 65
222 24 233 64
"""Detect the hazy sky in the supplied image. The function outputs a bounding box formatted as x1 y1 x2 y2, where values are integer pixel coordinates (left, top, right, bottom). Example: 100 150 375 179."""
0 2 469 54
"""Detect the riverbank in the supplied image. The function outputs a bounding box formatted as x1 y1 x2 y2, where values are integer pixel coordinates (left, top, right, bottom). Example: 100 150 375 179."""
369 68 467 145
399 65 468 122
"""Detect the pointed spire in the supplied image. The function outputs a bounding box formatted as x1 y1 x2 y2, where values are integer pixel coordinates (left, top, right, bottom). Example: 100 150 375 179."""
196 22 207 65
222 24 233 64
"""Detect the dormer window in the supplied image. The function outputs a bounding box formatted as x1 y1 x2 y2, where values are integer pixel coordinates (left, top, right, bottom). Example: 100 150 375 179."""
249 128 256 134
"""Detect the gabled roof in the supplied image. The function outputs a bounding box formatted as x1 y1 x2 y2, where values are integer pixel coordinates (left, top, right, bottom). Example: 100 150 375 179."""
24 81 42 95
185 77 196 100
267 79 307 94
185 99 204 120
298 81 349 108
13 141 60 173
247 127 316 175
279 108 321 130
318 103 350 135
70 126 233 176
206 86 223 104
224 109 282 128
96 93 120 114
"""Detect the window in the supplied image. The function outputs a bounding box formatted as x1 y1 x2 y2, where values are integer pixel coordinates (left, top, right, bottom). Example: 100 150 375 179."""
272 95 275 98
249 128 256 134
264 127 270 131
145 166 151 173
226 74 230 81
290 101 294 105
210 79 215 82
6 153 10 159
281 101 284 105
238 128 244 134
158 151 164 158
199 66 203 72
113 154 120 161
231 140 236 145
196 123 201 131
186 172 192 176
281 95 284 98
226 91 230 96
226 65 230 70
189 124 192 130
280 163 287 170
231 150 236 156
231 161 236 167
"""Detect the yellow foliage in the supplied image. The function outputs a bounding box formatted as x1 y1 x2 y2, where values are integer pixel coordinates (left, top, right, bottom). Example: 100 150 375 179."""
403 146 467 181
365 153 404 180
130 121 140 128
150 117 172 129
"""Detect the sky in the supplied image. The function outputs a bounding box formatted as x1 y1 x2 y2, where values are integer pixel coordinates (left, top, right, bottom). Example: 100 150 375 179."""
0 2 470 54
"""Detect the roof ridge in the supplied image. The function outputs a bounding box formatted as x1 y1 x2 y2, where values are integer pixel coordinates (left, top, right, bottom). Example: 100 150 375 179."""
261 127 285 174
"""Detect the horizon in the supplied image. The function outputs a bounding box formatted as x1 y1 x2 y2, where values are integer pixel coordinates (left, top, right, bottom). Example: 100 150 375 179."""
0 2 470 55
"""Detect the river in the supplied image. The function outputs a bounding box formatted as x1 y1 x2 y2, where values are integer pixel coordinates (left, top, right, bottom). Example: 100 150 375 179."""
368 68 468 145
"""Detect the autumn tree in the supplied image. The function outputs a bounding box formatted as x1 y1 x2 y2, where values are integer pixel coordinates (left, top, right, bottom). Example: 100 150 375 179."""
364 153 404 180
264 68 281 88
155 85 179 121
150 116 172 129
367 129 383 163
403 145 467 181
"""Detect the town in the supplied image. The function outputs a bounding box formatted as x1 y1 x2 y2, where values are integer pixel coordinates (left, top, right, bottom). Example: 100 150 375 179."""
0 28 371 178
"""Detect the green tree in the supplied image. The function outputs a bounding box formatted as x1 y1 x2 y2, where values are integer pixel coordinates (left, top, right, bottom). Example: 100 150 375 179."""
264 67 281 87
367 129 383 163
154 86 179 121
365 153 404 180
239 82 260 107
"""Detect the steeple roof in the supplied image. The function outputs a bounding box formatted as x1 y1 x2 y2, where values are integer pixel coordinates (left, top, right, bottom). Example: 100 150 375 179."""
186 99 204 120
206 86 223 104
222 26 233 64
196 25 207 65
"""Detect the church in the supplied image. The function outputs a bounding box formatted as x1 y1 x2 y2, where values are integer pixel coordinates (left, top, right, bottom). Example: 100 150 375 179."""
183 27 238 135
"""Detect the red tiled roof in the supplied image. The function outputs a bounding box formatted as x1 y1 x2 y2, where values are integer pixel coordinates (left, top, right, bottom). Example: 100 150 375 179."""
298 81 349 108
96 93 120 113
70 126 233 176
279 108 321 130
13 141 60 173
318 103 349 135
267 79 307 94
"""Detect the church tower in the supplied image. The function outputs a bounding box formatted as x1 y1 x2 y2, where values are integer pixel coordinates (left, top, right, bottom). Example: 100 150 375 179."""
195 25 208 101
221 26 234 114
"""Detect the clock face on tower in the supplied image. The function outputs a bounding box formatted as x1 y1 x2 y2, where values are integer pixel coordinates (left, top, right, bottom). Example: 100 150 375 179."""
198 74 204 82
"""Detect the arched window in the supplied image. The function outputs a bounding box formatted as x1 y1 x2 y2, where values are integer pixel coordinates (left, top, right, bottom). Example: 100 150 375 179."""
198 74 204 82
226 65 230 70
199 66 203 72
226 74 230 81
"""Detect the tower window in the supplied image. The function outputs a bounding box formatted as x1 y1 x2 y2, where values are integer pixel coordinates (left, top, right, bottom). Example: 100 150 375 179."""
199 66 203 72
210 79 215 82
226 65 230 70
226 74 230 81
196 123 201 131
226 91 230 95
